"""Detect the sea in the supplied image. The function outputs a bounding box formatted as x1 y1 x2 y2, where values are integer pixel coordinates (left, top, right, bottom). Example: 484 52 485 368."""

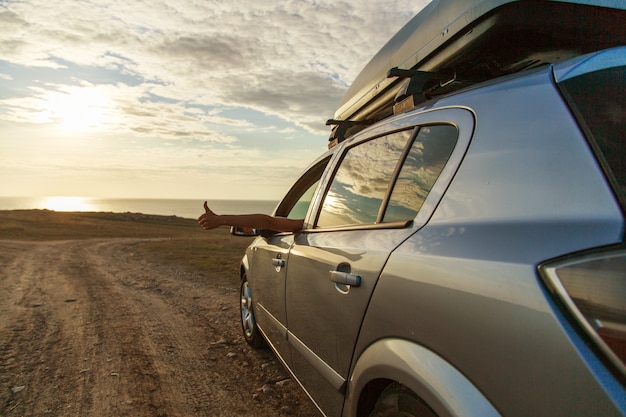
0 196 279 220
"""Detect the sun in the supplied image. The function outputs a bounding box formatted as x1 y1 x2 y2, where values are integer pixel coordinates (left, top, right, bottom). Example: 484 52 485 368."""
46 86 113 132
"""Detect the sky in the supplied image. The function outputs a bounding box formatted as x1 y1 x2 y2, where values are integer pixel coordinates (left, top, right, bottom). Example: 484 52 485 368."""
0 0 430 201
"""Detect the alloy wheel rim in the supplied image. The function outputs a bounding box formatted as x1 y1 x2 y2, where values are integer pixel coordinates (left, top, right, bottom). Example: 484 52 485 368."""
241 281 255 338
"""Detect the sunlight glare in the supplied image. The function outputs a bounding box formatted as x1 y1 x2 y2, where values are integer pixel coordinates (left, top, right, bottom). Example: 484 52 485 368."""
42 196 95 212
46 87 113 132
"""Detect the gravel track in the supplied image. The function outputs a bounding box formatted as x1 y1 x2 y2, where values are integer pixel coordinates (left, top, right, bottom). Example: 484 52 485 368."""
0 239 320 417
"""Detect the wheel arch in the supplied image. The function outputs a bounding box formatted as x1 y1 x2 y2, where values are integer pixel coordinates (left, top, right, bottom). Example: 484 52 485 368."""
345 338 501 417
239 253 249 280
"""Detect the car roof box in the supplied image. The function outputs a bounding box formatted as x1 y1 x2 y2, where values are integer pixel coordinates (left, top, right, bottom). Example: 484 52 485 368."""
328 0 626 144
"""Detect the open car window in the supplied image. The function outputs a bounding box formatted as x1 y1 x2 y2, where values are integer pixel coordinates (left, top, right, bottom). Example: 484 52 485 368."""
287 180 319 220
274 156 331 224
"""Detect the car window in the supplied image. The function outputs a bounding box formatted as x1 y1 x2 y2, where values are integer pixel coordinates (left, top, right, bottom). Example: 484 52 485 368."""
274 156 331 221
317 130 413 228
558 65 626 211
287 180 319 219
383 125 458 222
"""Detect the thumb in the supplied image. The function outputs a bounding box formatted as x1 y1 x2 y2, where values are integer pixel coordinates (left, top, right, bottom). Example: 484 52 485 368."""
203 200 209 213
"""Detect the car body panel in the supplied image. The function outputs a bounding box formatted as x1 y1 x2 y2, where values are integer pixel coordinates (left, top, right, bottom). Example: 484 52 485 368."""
285 229 412 415
245 234 294 366
553 45 626 83
358 255 624 417
238 16 626 417
418 66 623 250
348 62 624 416
345 338 502 417
280 108 475 416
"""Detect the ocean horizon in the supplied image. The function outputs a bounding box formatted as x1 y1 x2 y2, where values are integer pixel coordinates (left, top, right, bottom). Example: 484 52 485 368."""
0 196 280 220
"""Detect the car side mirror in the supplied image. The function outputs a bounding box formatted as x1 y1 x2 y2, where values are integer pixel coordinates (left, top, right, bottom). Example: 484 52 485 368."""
230 226 261 237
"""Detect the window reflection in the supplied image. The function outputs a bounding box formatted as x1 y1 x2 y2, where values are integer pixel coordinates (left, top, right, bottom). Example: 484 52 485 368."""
317 130 412 228
384 125 458 222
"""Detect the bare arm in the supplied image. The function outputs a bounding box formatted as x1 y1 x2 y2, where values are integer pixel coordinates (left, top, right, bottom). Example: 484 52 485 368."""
197 201 304 232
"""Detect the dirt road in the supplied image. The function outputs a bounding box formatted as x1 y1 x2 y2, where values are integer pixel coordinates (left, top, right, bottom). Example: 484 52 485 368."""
0 239 320 417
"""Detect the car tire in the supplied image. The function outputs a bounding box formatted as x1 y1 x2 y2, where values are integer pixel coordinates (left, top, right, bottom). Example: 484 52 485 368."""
240 273 266 349
369 383 437 417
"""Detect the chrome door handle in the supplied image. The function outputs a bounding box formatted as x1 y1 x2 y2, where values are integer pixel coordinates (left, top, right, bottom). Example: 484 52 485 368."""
329 270 361 287
272 258 286 267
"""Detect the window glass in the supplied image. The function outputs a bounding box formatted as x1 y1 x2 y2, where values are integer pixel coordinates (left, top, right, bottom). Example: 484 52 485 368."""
274 157 330 223
317 130 412 228
559 66 626 210
384 125 458 222
288 181 319 219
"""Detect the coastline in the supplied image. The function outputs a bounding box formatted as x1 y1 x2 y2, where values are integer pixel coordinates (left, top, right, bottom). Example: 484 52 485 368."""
0 197 279 220
0 209 216 241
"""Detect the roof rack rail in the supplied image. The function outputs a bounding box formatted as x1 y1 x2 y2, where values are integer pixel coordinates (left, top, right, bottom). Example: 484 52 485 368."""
387 67 454 114
330 0 626 134
326 119 375 148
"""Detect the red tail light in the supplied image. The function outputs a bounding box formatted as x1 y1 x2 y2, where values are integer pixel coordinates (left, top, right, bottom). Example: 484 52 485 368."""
540 247 626 380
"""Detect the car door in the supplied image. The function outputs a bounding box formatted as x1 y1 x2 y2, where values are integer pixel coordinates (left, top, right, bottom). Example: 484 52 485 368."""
246 155 331 367
284 109 473 416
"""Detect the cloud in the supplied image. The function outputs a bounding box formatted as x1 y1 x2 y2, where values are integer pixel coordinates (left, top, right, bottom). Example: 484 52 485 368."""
0 0 431 199
1 0 428 130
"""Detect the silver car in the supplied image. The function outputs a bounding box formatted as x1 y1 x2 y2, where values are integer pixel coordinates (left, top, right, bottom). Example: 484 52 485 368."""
235 2 626 416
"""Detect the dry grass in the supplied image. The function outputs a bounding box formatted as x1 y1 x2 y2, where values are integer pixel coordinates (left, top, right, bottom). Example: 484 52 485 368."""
0 209 204 240
0 210 254 286
133 236 253 279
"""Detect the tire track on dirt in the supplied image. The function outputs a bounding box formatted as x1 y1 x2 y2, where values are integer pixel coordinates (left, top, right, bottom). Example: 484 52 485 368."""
0 240 95 416
0 239 320 417
79 240 230 416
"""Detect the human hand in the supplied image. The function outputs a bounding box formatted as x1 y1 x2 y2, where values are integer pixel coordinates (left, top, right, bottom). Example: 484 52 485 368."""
197 201 223 230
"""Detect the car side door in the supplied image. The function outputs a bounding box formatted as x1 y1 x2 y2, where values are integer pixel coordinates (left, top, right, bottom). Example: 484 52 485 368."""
245 155 331 367
284 108 474 416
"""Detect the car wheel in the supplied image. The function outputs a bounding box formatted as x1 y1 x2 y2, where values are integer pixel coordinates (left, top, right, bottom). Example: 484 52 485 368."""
369 383 437 417
240 274 266 348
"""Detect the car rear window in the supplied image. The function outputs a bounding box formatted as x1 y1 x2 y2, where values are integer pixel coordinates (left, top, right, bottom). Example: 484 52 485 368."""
316 124 459 229
317 130 412 228
558 66 626 211
383 125 458 222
